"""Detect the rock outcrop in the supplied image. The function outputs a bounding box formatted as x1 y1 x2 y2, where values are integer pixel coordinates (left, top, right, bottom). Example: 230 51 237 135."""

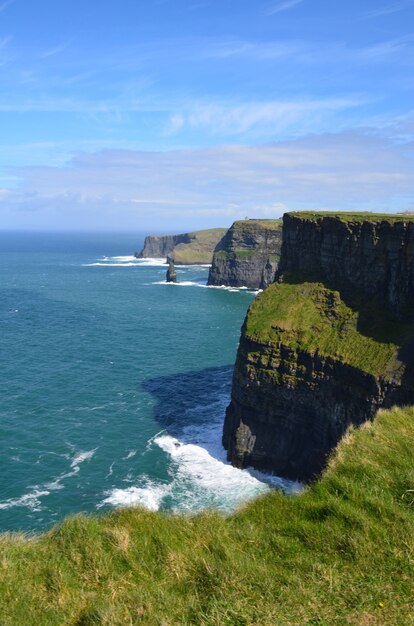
280 212 414 321
136 234 190 259
136 228 227 265
166 261 177 283
223 212 414 482
208 220 282 289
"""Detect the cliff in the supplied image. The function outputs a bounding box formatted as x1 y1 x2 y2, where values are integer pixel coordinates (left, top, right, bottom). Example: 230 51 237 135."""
136 228 227 265
224 212 414 481
207 219 282 289
280 211 414 321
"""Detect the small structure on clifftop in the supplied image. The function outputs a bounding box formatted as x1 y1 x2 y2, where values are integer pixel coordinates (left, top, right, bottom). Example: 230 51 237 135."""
166 260 177 283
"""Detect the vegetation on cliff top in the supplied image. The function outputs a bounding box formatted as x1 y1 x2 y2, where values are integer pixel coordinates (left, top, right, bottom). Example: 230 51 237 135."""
170 228 227 264
286 211 414 223
245 281 414 378
1 406 413 624
231 218 282 231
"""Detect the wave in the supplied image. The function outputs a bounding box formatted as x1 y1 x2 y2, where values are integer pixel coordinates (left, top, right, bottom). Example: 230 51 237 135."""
83 256 167 267
70 448 97 468
0 447 98 512
0 489 51 512
151 280 259 293
100 411 301 515
100 481 170 511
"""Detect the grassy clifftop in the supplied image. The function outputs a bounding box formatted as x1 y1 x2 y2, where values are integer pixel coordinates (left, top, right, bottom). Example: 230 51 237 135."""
232 218 282 230
245 281 414 378
287 211 414 223
1 406 413 624
170 228 227 264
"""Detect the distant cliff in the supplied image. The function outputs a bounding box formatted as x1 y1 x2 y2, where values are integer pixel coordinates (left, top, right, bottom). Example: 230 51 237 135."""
136 228 227 265
224 212 414 482
208 220 282 289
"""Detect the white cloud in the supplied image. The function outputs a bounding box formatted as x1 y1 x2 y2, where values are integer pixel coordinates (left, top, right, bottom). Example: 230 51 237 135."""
166 97 369 137
2 126 413 230
266 0 305 15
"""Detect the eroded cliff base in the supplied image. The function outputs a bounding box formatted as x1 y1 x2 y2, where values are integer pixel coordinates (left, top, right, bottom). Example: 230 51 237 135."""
224 278 414 482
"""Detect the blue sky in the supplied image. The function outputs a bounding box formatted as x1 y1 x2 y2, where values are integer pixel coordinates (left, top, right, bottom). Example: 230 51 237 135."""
0 0 413 231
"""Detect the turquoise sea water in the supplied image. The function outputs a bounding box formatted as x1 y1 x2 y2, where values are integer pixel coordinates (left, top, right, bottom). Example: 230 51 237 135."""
0 232 297 533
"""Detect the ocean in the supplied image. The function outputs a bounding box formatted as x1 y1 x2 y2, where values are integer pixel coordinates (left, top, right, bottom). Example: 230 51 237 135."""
0 231 298 533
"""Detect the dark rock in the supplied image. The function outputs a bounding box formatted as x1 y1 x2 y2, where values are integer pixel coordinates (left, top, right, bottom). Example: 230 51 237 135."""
166 261 177 283
278 213 414 322
223 212 414 482
136 228 227 265
137 234 192 259
223 329 414 482
208 220 282 289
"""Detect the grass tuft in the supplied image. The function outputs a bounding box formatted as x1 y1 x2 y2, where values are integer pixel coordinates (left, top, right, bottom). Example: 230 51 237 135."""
0 407 414 623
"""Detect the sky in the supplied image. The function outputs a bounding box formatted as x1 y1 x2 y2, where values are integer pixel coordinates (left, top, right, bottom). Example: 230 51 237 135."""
0 0 413 231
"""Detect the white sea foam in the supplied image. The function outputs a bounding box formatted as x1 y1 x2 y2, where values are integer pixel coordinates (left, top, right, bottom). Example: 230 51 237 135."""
83 262 138 267
99 409 301 515
0 447 100 512
83 256 167 267
100 481 170 511
151 280 258 293
0 489 51 511
123 450 137 460
70 448 97 468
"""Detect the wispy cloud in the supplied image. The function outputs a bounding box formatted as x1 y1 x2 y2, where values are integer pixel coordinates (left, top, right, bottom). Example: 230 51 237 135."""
364 0 414 18
266 0 304 16
0 0 15 13
41 41 71 59
3 126 413 230
165 97 369 137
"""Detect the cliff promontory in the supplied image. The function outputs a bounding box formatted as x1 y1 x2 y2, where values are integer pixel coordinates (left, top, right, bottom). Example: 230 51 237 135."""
224 212 414 481
136 228 226 265
208 219 282 289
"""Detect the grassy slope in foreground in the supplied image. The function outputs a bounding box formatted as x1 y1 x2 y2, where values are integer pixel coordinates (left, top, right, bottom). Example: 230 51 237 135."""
1 407 414 625
171 228 227 264
245 281 414 379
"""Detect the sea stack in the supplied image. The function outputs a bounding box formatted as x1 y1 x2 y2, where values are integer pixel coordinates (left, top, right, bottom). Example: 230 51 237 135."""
166 260 177 283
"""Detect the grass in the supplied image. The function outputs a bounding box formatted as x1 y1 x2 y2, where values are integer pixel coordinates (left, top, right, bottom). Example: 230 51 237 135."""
170 228 227 264
286 211 414 223
232 219 282 231
1 406 413 625
244 281 414 378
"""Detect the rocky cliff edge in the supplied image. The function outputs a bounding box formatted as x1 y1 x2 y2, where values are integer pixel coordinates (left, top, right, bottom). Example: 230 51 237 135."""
208 219 282 289
223 212 414 481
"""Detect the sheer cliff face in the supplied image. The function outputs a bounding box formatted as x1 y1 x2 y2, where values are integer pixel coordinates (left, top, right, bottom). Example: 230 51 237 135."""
207 220 282 289
136 229 227 265
224 213 414 482
280 213 414 322
137 234 191 259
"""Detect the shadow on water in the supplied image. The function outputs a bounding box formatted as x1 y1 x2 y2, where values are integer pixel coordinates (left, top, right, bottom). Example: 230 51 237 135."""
142 365 233 439
142 365 294 491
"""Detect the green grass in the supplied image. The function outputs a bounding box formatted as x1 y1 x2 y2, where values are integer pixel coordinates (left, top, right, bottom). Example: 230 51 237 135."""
170 228 227 264
187 228 228 240
286 211 414 223
245 281 414 378
232 219 282 231
1 406 413 625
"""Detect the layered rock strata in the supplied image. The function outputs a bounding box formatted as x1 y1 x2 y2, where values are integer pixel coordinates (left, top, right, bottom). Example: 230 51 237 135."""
136 228 226 265
224 212 414 482
208 220 282 289
280 212 414 322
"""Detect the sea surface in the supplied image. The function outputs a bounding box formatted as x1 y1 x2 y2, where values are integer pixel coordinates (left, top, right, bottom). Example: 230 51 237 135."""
0 231 298 533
